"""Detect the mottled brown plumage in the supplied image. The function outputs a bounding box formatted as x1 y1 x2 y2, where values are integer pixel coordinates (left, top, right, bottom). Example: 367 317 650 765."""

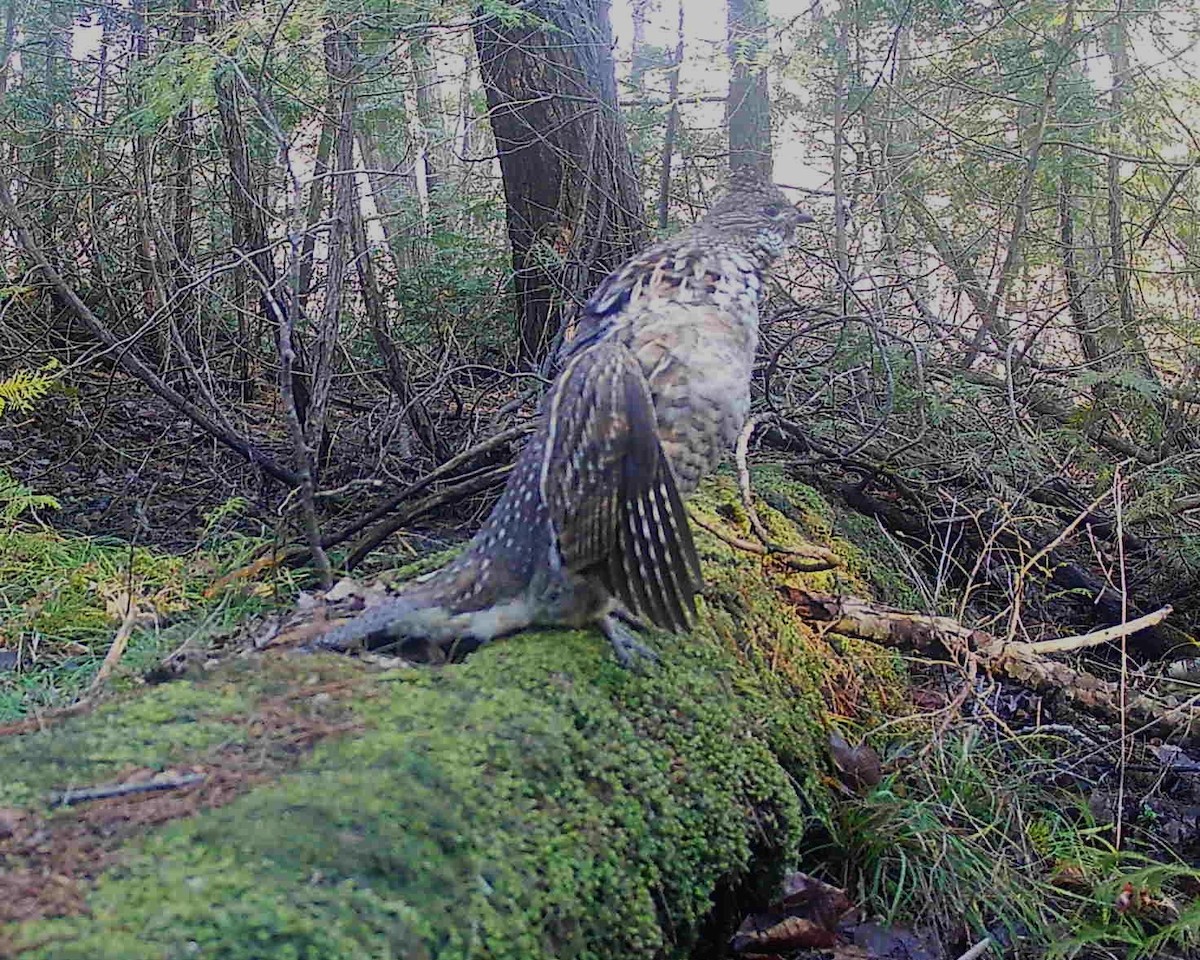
317 173 809 665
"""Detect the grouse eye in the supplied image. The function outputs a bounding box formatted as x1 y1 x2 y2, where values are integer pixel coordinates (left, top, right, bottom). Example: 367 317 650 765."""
763 204 782 218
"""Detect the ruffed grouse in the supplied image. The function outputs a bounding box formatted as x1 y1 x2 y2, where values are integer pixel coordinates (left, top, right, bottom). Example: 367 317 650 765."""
317 173 809 664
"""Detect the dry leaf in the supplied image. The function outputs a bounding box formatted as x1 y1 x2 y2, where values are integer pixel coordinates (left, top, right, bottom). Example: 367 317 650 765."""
731 873 854 954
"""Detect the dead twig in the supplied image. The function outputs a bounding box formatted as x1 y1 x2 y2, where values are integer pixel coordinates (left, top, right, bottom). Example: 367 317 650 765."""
1015 605 1173 656
954 937 995 960
88 596 139 693
345 464 513 568
736 413 777 544
51 773 206 807
731 414 842 569
0 177 299 487
689 510 839 572
323 423 533 550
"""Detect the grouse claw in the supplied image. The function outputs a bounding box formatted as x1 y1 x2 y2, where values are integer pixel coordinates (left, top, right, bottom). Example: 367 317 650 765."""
600 614 660 670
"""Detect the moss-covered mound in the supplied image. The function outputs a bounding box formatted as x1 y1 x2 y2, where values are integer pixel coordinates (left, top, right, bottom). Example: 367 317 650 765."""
1 471 902 959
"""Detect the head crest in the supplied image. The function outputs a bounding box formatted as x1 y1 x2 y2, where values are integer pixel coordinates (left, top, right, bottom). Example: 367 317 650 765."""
698 170 810 265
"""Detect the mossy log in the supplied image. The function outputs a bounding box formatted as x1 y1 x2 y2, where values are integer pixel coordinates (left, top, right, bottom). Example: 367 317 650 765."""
0 471 905 959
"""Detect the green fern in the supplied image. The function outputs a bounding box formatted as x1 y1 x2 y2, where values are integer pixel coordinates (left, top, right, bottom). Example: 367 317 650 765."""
0 361 62 519
0 360 59 418
0 471 60 521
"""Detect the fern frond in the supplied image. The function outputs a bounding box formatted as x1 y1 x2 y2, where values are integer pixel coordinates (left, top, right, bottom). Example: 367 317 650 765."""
0 360 60 418
0 471 60 521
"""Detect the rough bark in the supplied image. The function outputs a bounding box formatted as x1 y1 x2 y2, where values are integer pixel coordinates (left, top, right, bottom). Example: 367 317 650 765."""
474 0 645 364
726 0 772 178
297 107 335 314
1058 164 1107 367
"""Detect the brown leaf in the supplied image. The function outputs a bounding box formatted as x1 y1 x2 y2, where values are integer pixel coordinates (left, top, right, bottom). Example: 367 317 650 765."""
1049 862 1089 890
732 915 838 953
829 732 882 792
731 873 855 954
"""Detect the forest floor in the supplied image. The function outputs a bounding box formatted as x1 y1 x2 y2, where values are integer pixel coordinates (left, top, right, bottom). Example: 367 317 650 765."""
4 375 1200 958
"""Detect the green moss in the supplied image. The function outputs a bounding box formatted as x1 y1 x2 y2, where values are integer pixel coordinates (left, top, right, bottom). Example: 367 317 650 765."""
8 471 908 958
13 635 808 959
745 464 926 609
832 512 926 610
0 681 253 807
750 464 837 535
0 657 363 808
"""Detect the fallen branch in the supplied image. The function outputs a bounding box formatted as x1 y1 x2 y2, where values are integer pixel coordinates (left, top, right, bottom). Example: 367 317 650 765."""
51 773 206 807
780 586 1197 736
1016 606 1173 656
779 587 979 654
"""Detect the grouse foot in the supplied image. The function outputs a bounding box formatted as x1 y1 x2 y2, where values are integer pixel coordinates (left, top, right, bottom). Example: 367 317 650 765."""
599 614 660 669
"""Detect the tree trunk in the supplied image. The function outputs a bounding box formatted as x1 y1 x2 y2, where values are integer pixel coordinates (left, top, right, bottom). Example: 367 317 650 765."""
1059 162 1107 368
1102 5 1158 385
630 0 658 88
349 197 447 463
409 29 444 200
656 0 684 230
356 124 419 272
726 0 772 178
831 10 848 283
171 0 197 355
961 0 1075 367
297 108 335 314
303 24 357 469
128 0 165 360
474 0 645 365
0 473 846 958
214 68 311 421
26 0 69 247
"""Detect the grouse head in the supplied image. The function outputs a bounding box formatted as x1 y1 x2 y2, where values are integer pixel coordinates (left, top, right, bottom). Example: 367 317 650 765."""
700 170 813 266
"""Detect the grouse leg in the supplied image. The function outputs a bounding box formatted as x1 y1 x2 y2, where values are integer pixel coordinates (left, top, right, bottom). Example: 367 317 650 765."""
611 605 650 631
599 614 660 669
